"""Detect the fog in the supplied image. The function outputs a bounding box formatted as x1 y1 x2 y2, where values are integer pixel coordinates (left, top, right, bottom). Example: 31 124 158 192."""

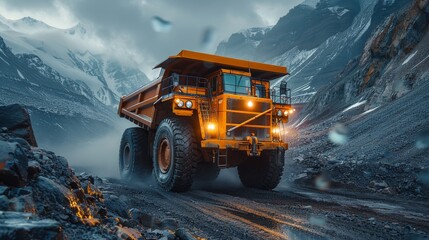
52 121 134 178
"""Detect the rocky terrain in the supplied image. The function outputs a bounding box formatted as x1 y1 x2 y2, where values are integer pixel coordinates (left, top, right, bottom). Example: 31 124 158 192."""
282 0 429 199
0 104 200 239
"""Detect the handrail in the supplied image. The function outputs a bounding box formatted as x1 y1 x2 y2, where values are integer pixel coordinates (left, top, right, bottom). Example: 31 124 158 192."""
160 74 209 97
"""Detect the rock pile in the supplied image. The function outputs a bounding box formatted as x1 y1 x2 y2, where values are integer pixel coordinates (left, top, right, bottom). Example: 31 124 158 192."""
0 104 199 239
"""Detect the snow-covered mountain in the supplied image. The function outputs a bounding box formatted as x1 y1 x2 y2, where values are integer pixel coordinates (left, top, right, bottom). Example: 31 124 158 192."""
0 15 149 106
216 0 411 103
0 15 149 149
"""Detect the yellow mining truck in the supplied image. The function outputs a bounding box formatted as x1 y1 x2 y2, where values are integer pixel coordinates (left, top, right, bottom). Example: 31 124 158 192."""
118 50 293 192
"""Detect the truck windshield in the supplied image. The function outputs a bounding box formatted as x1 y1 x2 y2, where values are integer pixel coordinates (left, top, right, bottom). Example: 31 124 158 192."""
223 74 251 95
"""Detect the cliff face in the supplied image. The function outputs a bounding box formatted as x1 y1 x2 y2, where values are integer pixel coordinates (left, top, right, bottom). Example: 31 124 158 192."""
302 0 429 120
217 0 413 103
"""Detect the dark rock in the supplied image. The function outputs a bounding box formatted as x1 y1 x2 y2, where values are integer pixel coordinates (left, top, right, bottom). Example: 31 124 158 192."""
97 207 107 218
175 228 196 240
0 211 64 240
151 229 175 240
104 195 128 218
27 161 41 180
35 176 70 205
0 186 8 195
160 218 179 230
8 138 31 151
0 196 11 211
0 141 28 187
0 104 38 147
73 188 85 202
127 208 154 228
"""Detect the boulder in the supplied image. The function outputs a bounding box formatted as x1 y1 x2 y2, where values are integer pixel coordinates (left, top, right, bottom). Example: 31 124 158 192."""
0 141 28 187
175 228 196 240
0 211 64 240
0 104 37 147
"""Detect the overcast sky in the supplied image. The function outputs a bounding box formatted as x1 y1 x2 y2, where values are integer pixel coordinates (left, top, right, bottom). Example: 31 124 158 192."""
0 0 302 78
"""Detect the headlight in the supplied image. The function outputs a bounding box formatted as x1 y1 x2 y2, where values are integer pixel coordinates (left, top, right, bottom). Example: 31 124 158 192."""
277 110 283 117
284 110 288 116
288 109 294 114
177 100 184 108
207 123 216 131
185 100 193 108
247 101 253 108
272 127 280 134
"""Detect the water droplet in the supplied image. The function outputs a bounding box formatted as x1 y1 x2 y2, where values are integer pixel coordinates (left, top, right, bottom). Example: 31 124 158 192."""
415 130 429 149
309 215 327 227
151 16 172 32
314 175 330 191
328 123 349 145
201 27 215 49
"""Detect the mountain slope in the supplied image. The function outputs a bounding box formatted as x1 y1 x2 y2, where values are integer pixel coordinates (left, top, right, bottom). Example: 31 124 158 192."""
216 0 412 103
0 16 149 106
0 36 116 148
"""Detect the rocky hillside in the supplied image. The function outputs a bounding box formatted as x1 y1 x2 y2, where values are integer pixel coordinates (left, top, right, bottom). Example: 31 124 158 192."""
283 0 429 197
216 0 412 103
0 105 199 240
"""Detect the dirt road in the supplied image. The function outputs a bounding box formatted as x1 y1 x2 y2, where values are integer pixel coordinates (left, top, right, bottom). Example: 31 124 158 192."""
101 170 429 240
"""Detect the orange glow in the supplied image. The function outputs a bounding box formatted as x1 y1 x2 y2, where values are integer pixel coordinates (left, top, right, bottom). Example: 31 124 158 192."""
67 188 100 226
247 101 254 108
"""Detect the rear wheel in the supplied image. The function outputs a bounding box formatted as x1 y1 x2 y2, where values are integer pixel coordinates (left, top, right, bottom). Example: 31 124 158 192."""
119 127 151 180
237 148 285 190
153 118 199 192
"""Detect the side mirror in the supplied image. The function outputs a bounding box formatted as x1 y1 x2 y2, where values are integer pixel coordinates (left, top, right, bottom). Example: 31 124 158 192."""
280 81 287 95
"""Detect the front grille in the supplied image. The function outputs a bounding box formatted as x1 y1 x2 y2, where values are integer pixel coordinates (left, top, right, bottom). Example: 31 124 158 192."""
227 98 270 112
226 98 270 140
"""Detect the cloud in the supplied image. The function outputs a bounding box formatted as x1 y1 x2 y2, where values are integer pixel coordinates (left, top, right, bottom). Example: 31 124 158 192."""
0 0 302 78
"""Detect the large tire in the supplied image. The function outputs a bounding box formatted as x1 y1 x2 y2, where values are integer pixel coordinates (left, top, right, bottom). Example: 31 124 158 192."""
195 162 220 182
153 118 199 192
237 148 285 190
119 127 152 180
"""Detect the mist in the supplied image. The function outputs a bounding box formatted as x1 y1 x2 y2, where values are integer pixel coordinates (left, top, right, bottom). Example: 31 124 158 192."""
52 121 135 178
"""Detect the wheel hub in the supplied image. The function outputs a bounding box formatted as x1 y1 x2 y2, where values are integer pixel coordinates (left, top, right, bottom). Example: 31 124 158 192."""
158 138 171 173
123 143 131 170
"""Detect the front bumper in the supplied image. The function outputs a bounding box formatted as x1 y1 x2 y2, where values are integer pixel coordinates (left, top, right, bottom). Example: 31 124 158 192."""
200 139 288 152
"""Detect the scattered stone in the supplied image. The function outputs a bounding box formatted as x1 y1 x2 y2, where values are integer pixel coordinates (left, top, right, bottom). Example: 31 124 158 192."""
295 173 308 180
369 180 389 190
115 226 142 240
175 227 196 240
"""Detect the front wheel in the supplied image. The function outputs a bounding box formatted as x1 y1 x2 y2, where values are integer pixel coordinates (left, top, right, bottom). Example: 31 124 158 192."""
237 148 285 190
153 118 200 192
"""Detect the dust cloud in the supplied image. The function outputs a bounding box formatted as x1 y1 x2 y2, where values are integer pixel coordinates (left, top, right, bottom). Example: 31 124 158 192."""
53 121 134 178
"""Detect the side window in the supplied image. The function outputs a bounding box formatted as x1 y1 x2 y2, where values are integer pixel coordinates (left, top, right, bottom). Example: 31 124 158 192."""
255 84 266 98
211 76 217 92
